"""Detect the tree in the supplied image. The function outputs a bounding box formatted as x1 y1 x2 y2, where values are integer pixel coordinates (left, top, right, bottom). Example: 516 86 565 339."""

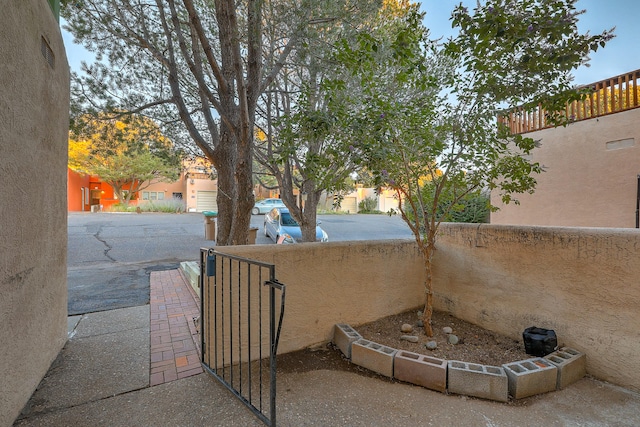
253 1 379 241
69 114 181 204
62 0 327 245
332 0 613 335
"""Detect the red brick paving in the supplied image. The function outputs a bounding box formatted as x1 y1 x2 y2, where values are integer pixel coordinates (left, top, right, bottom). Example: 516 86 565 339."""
149 269 202 386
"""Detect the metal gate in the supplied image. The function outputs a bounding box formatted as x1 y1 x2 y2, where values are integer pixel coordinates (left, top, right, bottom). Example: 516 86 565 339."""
199 248 286 426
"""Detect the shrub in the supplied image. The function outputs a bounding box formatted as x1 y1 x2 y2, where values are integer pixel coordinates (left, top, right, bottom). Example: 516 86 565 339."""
139 198 186 213
358 197 382 214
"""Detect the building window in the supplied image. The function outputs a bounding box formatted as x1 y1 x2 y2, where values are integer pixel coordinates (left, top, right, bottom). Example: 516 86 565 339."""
142 191 165 201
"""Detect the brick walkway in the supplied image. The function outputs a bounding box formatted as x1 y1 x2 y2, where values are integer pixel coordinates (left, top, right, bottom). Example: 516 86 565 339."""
149 269 203 386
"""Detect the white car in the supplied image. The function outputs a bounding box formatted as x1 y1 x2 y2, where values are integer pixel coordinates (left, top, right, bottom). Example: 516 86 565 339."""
252 198 286 215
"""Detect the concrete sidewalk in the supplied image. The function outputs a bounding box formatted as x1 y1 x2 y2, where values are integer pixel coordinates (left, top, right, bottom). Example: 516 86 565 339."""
13 270 640 426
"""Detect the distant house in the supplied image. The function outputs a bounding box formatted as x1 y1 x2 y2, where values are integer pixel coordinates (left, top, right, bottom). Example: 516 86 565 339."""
492 69 640 228
68 158 219 212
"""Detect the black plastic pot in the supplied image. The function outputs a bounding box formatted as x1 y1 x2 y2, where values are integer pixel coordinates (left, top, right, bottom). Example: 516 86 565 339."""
523 326 557 357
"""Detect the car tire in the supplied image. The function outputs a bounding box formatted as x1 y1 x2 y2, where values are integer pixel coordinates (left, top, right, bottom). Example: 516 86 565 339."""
264 224 268 237
252 207 259 215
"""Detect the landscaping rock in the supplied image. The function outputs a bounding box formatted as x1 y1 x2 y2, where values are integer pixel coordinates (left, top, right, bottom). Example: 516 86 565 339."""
416 320 424 328
443 326 453 334
426 341 438 350
400 335 419 343
401 323 413 333
448 334 459 345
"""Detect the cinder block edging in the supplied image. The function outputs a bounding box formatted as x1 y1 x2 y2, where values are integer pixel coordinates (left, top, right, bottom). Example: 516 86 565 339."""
333 323 587 402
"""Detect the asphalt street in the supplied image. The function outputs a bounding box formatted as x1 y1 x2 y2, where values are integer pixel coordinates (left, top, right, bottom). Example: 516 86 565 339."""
67 212 413 315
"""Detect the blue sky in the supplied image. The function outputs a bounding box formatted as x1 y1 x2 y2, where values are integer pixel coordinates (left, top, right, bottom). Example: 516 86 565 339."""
421 0 638 85
63 0 637 86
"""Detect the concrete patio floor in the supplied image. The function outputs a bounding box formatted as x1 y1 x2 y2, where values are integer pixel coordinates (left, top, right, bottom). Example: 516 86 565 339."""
13 270 640 427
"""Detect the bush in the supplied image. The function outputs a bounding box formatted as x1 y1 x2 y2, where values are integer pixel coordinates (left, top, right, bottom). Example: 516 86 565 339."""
139 198 186 213
107 198 186 213
107 203 137 212
358 197 382 214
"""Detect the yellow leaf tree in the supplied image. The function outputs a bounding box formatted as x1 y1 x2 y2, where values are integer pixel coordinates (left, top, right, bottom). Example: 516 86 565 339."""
69 114 181 205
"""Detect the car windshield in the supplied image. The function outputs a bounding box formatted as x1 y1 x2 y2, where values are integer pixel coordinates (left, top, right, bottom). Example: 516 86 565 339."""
280 212 299 226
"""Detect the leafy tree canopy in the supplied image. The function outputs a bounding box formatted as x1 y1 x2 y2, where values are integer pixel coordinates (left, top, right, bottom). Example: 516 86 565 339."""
327 0 613 335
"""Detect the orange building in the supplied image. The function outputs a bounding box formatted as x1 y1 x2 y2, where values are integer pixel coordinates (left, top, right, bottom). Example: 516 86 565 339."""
67 159 220 212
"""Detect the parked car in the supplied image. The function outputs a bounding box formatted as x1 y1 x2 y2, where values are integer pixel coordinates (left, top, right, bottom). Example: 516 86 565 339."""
252 198 286 215
264 208 328 244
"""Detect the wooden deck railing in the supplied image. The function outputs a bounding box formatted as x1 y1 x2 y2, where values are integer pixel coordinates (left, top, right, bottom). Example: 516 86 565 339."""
500 69 640 134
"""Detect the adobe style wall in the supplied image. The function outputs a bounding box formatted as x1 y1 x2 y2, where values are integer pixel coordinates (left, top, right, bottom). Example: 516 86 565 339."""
215 241 425 353
491 108 640 228
0 2 69 425
218 224 640 392
434 223 640 392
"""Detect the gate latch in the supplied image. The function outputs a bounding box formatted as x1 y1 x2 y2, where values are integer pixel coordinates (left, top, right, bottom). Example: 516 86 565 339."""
206 248 215 277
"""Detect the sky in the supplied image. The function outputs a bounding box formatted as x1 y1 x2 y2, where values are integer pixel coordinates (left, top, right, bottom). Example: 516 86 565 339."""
421 0 639 85
62 0 638 87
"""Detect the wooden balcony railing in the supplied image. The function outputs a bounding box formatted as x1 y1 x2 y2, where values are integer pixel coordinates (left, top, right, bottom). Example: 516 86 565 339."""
500 68 640 134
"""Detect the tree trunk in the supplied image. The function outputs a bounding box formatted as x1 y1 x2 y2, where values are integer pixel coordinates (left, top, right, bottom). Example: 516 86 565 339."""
230 125 255 245
300 189 321 242
212 126 237 246
421 242 436 337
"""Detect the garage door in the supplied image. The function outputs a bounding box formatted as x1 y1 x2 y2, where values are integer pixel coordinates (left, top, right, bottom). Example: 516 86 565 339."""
383 197 399 213
340 196 358 214
196 191 218 212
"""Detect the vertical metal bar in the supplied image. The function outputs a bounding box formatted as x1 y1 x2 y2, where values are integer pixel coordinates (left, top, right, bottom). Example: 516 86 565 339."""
258 265 264 412
220 256 226 376
229 259 234 386
200 249 205 363
238 261 243 395
247 263 252 405
269 265 277 426
213 252 218 373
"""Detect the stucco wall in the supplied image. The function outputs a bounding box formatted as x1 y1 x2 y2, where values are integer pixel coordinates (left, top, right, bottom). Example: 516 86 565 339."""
491 108 640 228
216 241 425 354
433 223 640 392
218 224 640 392
0 1 70 425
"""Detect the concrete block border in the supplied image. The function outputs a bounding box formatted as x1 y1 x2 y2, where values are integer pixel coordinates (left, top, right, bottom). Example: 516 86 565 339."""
393 350 447 393
503 358 557 399
448 360 509 402
332 324 362 359
351 339 397 378
331 323 588 402
545 347 586 389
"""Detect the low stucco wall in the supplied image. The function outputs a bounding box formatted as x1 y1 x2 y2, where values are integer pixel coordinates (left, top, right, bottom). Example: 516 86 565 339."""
216 240 425 354
219 223 640 392
432 223 640 392
0 2 69 425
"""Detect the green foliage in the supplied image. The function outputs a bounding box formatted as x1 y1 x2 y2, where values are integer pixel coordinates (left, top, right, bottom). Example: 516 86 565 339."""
69 114 182 205
405 186 490 224
323 0 613 334
358 197 381 214
140 198 187 213
108 198 186 213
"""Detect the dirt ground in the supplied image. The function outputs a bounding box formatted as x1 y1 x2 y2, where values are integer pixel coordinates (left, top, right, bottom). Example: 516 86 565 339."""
278 309 531 377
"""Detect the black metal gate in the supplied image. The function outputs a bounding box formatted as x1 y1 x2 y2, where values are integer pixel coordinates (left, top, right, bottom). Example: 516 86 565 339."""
199 248 286 426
